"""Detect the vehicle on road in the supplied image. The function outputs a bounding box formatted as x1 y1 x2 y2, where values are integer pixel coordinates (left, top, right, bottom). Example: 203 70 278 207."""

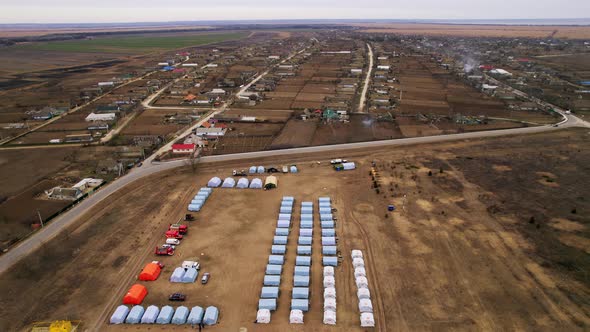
137 162 143 167
151 261 165 268
161 244 176 249
155 246 174 256
201 272 210 284
169 293 186 301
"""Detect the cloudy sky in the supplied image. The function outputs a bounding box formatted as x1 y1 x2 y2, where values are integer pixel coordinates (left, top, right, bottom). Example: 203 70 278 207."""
0 0 587 23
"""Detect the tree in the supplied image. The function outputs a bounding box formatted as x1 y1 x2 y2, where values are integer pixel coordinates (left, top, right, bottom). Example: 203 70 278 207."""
186 148 201 173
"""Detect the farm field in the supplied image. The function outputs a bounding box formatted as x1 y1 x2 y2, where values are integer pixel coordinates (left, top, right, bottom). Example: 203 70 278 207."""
1 128 589 331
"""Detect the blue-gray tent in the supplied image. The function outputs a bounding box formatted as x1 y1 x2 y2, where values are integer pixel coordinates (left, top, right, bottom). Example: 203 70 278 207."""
301 206 313 214
249 166 257 174
264 275 281 286
170 267 185 282
249 178 263 189
323 256 338 266
282 196 294 202
320 213 333 221
319 207 332 214
292 287 309 299
236 177 249 189
273 236 287 245
171 306 189 325
207 177 222 188
200 187 212 193
291 299 309 312
187 204 202 212
294 266 310 276
322 228 336 236
300 220 313 229
181 268 198 283
279 206 292 214
323 245 337 255
275 228 289 236
281 199 293 206
266 264 282 275
278 213 291 221
156 306 174 324
321 220 335 229
277 220 290 228
296 256 311 266
300 214 313 221
298 236 312 245
258 299 277 311
319 202 331 208
297 245 312 255
271 245 286 254
257 166 265 173
203 306 219 325
319 197 331 203
322 236 337 245
110 305 129 324
301 201 313 207
191 199 205 205
268 255 284 265
293 275 310 287
125 305 144 324
141 305 160 324
261 286 280 298
196 192 209 198
290 165 298 173
187 306 205 325
299 229 313 237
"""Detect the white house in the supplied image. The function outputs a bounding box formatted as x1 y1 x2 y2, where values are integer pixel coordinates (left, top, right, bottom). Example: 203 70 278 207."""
377 65 390 70
196 127 226 137
85 113 116 122
490 69 512 76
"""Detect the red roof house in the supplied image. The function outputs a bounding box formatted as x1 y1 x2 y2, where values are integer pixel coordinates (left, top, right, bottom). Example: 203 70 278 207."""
172 143 196 154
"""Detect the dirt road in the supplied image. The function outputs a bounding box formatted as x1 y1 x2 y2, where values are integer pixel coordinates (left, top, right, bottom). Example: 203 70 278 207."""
358 43 373 113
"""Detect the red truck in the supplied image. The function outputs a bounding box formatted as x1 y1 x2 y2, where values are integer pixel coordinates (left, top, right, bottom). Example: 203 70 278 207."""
165 230 184 239
155 246 174 256
169 223 188 235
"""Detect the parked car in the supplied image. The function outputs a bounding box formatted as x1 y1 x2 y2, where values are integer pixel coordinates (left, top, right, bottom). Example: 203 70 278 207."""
166 238 180 245
182 260 200 270
201 272 210 284
161 244 176 249
169 293 186 301
155 246 174 256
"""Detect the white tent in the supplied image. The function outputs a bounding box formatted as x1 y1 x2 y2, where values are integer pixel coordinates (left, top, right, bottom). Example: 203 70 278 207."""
323 266 334 277
221 177 236 188
324 287 336 299
323 275 335 288
353 257 365 269
360 312 375 327
290 165 298 173
356 276 369 289
351 249 363 259
358 287 371 300
249 178 263 189
354 267 366 278
359 299 373 313
324 298 336 312
110 305 129 324
257 166 265 173
342 162 356 170
323 310 337 325
207 177 222 187
249 166 258 174
256 309 271 324
236 177 249 188
289 309 304 324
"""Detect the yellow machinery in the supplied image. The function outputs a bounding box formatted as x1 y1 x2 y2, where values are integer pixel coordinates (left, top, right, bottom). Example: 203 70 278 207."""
30 320 80 332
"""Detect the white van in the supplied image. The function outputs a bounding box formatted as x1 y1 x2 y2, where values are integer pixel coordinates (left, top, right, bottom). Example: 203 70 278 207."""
166 238 180 245
182 260 200 270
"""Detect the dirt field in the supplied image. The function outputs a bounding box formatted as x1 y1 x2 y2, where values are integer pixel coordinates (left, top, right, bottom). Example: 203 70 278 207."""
2 128 589 331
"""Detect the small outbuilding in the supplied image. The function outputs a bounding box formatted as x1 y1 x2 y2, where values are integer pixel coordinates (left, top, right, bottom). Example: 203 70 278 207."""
141 305 160 324
125 305 145 324
110 305 129 324
207 177 222 187
123 284 147 305
156 306 174 324
172 306 189 325
203 306 219 325
187 306 205 325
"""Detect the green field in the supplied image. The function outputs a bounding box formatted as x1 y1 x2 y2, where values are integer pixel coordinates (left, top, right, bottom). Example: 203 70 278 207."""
15 32 250 54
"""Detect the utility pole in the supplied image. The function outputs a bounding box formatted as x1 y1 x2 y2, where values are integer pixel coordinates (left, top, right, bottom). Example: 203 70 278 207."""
37 210 44 227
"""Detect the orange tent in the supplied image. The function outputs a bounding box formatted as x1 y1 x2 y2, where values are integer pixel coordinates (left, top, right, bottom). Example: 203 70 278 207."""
139 263 161 281
123 284 147 305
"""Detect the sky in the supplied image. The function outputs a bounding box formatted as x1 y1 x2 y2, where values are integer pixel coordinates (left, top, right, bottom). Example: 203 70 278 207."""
0 0 588 23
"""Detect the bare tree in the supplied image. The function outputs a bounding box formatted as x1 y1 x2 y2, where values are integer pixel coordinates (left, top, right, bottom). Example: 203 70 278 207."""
186 148 201 173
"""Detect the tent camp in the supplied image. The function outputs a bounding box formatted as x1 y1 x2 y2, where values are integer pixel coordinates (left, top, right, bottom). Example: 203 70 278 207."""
299 229 313 237
187 306 205 325
296 256 311 266
264 176 278 189
264 275 281 286
353 258 365 269
277 220 290 228
141 305 159 324
298 236 312 245
236 178 249 188
156 306 174 324
261 287 280 299
356 276 369 289
266 264 282 275
110 305 129 324
323 256 338 266
297 245 312 255
324 275 335 288
275 228 289 236
358 287 371 300
321 220 335 228
292 287 309 299
203 306 219 325
290 165 298 173
271 245 286 254
320 214 333 221
352 249 363 259
324 287 336 299
268 255 285 265
359 299 373 313
323 266 335 277
294 275 310 287
289 309 304 324
273 236 287 245
294 266 310 276
300 220 313 229
123 284 147 305
257 166 265 173
322 229 336 237
291 299 309 312
170 267 185 283
256 309 271 324
324 298 337 311
322 246 337 255
125 305 144 324
258 299 277 311
181 268 198 283
249 166 258 174
322 237 336 245
360 312 375 327
221 177 236 188
207 177 222 187
278 213 291 221
172 306 189 325
249 178 263 189
323 309 337 325
355 267 367 278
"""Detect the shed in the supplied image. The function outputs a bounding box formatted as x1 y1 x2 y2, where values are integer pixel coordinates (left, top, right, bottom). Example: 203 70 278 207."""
358 287 371 299
352 249 363 259
353 257 365 269
221 177 236 188
320 214 333 221
156 306 174 324
319 197 331 203
203 306 219 325
289 309 304 324
273 236 287 245
301 201 313 207
355 267 367 278
125 305 144 324
296 256 311 266
264 176 278 189
266 264 282 275
356 276 369 288
324 275 335 288
141 305 159 324
360 312 375 327
298 236 312 245
181 268 198 283
258 299 277 311
123 284 147 305
271 245 286 254
249 178 263 189
172 306 189 324
297 245 312 255
319 207 332 214
301 206 313 214
188 204 202 212
139 263 161 281
236 177 249 188
279 206 292 214
299 229 313 237
321 220 335 229
322 229 336 236
322 236 336 245
249 166 257 174
300 214 313 221
277 220 290 228
290 165 298 173
294 266 310 276
323 256 338 266
269 255 285 265
324 287 336 299
278 213 291 221
294 275 310 287
323 246 337 255
275 228 289 236
207 177 222 187
291 299 309 312
261 286 280 299
170 267 185 283
300 220 313 229
257 166 265 173
324 297 337 311
324 309 337 325
292 287 309 299
323 266 335 277
110 305 129 324
187 306 205 325
256 309 271 324
359 299 373 313
264 275 281 286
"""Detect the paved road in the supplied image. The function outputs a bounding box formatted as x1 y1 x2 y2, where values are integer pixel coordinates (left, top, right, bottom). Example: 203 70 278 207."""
358 43 374 113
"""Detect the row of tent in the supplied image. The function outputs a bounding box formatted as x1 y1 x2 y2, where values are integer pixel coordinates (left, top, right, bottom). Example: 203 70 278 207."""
352 250 375 327
188 187 212 212
208 176 279 190
248 165 299 174
170 267 199 283
321 197 337 325
110 305 218 325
